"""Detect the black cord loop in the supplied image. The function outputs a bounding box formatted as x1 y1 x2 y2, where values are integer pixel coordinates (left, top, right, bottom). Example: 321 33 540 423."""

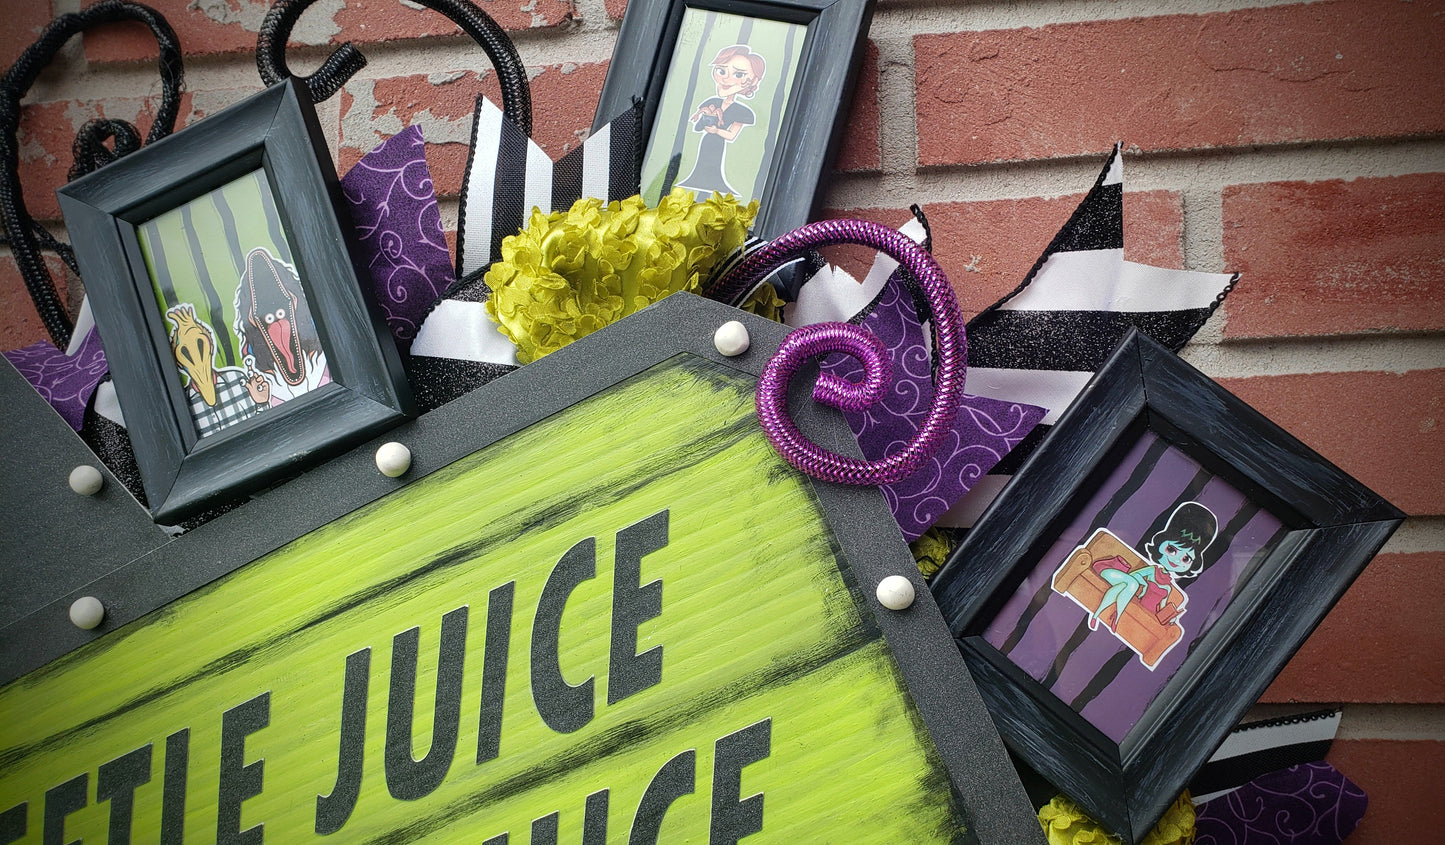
0 0 184 349
70 118 143 181
256 0 532 136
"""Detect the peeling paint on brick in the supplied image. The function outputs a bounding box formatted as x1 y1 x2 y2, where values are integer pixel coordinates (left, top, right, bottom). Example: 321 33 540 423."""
18 134 55 169
394 109 474 145
294 0 346 45
340 75 486 161
62 101 106 136
186 0 268 35
339 79 404 154
520 0 547 27
186 89 255 123
186 0 342 45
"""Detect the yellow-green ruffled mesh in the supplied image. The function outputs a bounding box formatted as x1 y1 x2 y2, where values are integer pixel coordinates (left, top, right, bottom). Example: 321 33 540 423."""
485 188 759 364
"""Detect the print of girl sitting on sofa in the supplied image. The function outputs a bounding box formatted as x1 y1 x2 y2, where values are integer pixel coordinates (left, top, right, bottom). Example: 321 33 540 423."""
1051 502 1218 669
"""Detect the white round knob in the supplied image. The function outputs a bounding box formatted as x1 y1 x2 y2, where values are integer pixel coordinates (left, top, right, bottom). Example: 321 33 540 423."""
876 575 916 611
713 320 750 357
69 465 104 496
69 596 105 630
375 442 411 478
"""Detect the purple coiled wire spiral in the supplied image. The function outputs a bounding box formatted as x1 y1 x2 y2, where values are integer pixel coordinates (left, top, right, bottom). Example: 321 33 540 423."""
706 219 967 486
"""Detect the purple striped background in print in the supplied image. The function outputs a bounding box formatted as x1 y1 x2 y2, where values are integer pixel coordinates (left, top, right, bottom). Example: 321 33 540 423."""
981 431 1286 742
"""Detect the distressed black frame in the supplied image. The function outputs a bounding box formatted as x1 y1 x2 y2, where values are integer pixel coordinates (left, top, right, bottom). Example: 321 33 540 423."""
57 79 412 525
929 329 1403 845
593 0 874 251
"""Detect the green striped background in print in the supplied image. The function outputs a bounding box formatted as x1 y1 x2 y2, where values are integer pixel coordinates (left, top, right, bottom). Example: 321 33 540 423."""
138 170 297 372
0 356 967 843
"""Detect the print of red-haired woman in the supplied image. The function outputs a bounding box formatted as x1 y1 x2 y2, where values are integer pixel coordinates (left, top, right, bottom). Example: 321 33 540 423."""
678 44 766 199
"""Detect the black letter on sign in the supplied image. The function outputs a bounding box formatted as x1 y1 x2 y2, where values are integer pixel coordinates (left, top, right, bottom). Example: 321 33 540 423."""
98 743 153 845
532 538 597 733
710 718 771 844
218 692 270 845
387 606 468 800
532 811 559 845
583 789 609 845
161 729 189 845
610 510 669 705
317 647 370 834
43 774 85 845
0 803 24 845
629 750 696 845
478 582 515 764
481 835 509 845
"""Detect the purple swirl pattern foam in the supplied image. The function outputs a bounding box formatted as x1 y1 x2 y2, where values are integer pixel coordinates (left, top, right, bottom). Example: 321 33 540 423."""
339 125 456 349
820 273 1045 540
1195 761 1367 845
3 327 109 431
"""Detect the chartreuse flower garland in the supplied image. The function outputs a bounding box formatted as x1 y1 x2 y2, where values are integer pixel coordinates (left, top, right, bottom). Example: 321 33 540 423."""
485 187 759 364
1038 792 1196 845
909 527 955 579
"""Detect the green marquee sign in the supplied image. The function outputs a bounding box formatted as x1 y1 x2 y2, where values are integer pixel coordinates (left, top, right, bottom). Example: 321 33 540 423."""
0 295 1038 844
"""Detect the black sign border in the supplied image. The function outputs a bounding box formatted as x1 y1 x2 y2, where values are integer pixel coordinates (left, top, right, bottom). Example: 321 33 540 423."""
1 292 1042 843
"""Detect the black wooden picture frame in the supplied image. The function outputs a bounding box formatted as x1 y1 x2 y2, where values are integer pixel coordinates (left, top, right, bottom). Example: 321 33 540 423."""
57 79 412 525
929 329 1403 845
593 0 874 271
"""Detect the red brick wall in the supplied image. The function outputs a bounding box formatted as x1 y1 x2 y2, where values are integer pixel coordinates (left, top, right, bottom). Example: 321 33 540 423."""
2 0 1441 839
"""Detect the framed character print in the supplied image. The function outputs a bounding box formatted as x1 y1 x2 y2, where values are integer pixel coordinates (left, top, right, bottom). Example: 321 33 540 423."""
58 79 412 525
929 329 1403 845
139 172 329 439
594 0 875 283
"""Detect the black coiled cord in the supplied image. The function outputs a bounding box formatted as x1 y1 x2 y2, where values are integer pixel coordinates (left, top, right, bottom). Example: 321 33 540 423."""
0 0 183 349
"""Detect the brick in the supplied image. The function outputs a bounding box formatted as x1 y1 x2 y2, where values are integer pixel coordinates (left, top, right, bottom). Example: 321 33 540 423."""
82 0 574 63
333 0 574 42
532 63 612 158
915 0 1445 166
1326 739 1445 845
338 64 608 197
0 2 51 72
1264 553 1445 704
834 41 880 174
1223 174 1445 338
0 253 73 353
12 88 255 222
606 0 628 21
1216 369 1445 517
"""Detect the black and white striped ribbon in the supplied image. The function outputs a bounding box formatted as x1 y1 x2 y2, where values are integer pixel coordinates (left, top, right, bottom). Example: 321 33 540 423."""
939 145 1238 528
456 97 644 280
1191 709 1342 803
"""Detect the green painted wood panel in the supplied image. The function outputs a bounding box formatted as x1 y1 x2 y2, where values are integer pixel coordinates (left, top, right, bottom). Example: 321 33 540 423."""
0 355 968 843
